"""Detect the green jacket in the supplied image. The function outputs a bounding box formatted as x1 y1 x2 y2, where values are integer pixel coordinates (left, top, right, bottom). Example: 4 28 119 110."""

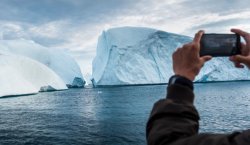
146 84 250 145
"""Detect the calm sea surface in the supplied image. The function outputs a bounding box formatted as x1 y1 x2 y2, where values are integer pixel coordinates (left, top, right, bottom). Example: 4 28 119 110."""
1 82 250 145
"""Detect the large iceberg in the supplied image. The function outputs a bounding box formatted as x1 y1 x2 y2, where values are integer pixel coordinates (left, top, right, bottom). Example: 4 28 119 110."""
0 52 67 97
92 27 250 86
0 39 85 88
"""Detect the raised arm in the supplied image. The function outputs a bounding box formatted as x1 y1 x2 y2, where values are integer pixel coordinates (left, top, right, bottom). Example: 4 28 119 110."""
146 30 250 145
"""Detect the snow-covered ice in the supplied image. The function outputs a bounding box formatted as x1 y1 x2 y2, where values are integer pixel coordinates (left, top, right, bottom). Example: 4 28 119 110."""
0 52 67 97
92 27 250 86
0 39 85 87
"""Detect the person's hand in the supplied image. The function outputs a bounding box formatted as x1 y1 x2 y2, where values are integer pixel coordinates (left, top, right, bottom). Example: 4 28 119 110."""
172 30 212 81
229 29 250 68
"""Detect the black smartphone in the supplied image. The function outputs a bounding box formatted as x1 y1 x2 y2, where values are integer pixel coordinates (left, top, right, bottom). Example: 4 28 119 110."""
200 34 241 57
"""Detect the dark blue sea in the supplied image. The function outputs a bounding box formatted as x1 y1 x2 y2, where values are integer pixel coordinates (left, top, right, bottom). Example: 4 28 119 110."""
1 82 250 145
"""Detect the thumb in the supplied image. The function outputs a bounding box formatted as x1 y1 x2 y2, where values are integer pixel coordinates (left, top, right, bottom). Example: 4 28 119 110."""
232 55 250 64
201 55 212 63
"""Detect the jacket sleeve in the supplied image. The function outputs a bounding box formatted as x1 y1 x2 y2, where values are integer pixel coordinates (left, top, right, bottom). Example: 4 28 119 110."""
146 84 250 145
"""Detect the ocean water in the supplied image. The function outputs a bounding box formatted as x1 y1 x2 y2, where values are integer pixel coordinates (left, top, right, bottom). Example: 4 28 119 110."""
0 82 250 145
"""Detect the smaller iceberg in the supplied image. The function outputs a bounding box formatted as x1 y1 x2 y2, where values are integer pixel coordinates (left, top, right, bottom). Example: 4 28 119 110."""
0 53 67 97
0 39 85 88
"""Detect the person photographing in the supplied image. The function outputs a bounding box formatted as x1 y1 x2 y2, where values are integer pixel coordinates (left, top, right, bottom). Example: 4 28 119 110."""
146 29 250 145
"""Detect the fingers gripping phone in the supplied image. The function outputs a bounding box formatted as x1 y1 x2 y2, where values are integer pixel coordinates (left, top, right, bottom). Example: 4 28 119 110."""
200 34 241 57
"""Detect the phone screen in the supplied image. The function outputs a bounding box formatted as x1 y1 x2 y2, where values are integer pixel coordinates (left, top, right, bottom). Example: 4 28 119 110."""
200 34 241 57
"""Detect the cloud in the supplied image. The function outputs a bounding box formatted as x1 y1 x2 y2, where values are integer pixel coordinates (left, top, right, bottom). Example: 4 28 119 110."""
0 0 249 75
190 18 249 31
0 0 138 23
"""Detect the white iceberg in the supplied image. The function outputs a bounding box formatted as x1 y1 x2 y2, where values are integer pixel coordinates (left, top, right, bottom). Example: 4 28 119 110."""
0 53 67 97
0 39 85 88
92 27 250 86
196 57 250 82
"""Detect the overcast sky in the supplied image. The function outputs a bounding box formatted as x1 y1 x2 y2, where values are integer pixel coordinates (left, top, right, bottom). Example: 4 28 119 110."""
0 0 249 76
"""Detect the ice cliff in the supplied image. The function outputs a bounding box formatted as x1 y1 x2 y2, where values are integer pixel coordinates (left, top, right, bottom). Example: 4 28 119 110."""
92 27 250 86
0 39 85 88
